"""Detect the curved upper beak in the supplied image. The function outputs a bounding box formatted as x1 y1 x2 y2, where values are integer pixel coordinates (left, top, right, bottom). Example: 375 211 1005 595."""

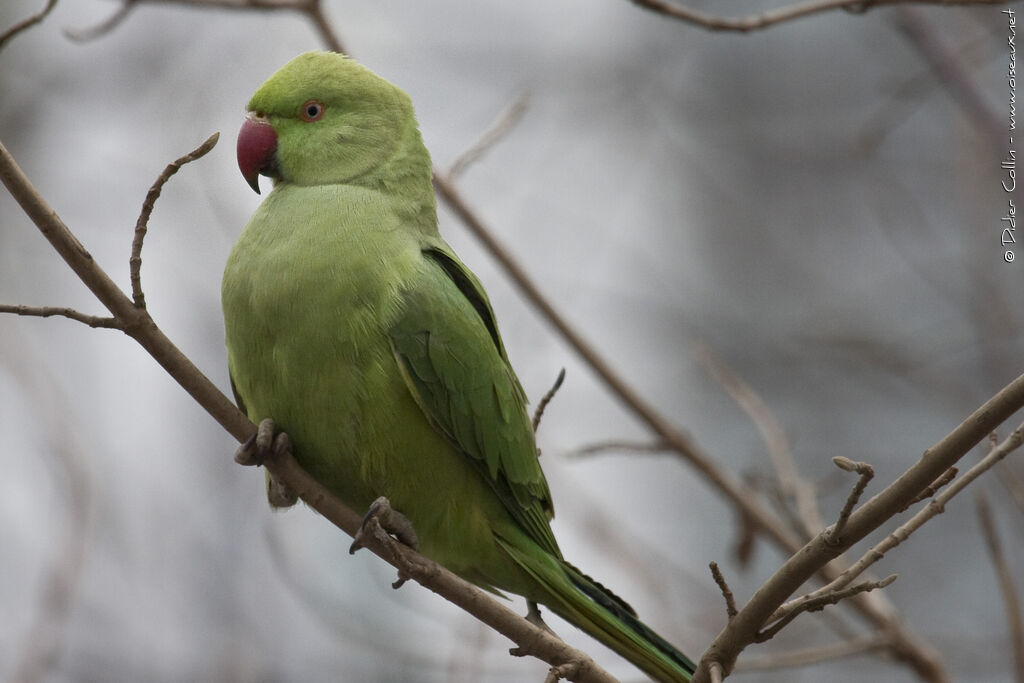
236 113 278 194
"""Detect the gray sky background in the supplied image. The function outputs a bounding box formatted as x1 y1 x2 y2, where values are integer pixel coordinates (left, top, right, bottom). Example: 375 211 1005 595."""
1 1 1021 681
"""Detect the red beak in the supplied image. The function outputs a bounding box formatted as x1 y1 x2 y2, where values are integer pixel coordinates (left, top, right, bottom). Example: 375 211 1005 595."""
237 114 278 194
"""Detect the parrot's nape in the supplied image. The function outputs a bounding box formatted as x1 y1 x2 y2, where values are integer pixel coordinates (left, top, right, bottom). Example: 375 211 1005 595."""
222 51 696 682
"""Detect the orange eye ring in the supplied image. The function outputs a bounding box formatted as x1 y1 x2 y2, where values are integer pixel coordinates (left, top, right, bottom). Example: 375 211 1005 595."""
299 100 325 122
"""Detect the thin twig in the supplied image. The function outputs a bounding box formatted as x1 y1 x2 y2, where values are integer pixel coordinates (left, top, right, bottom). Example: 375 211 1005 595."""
826 457 875 545
449 93 530 180
0 304 119 329
900 466 957 511
0 0 58 51
532 368 566 433
629 0 1005 32
709 562 737 620
131 132 219 308
976 494 1024 683
756 575 898 643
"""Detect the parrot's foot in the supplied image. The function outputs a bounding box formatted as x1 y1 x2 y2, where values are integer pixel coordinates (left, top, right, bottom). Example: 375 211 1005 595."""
525 600 555 634
234 418 292 466
349 496 420 588
509 600 557 658
235 418 299 508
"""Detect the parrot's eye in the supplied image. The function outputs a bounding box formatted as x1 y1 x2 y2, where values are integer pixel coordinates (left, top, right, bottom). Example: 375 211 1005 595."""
299 100 325 122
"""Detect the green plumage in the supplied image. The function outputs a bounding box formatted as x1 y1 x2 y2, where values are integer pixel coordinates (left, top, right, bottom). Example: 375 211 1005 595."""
222 51 694 682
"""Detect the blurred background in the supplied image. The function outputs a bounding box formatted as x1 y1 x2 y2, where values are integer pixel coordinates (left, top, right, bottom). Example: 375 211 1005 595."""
1 1 1021 681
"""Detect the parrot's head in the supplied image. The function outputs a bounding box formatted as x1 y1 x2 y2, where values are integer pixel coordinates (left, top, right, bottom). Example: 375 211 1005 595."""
237 51 417 193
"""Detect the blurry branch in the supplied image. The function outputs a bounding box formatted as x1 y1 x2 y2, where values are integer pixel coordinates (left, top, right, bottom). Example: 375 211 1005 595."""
825 457 874 544
894 6 1004 148
735 634 888 671
695 409 1024 682
0 0 58 51
976 494 1024 683
0 139 615 683
857 30 992 151
998 460 1024 515
566 439 670 457
448 93 530 181
67 0 343 52
630 0 1008 32
694 342 825 539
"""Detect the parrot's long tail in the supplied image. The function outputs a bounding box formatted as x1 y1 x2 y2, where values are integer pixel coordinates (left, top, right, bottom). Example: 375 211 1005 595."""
498 540 696 682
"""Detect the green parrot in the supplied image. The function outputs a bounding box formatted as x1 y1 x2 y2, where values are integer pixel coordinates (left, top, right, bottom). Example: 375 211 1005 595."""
223 51 695 682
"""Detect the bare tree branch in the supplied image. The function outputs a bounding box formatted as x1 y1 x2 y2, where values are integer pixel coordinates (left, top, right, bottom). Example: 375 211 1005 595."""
629 0 1007 33
0 304 119 329
976 493 1024 683
0 0 58 51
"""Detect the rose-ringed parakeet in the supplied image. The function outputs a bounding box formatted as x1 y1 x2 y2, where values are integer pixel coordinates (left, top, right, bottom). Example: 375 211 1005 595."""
223 51 696 682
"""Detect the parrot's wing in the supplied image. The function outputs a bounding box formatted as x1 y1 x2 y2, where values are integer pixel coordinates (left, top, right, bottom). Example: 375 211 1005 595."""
389 243 561 559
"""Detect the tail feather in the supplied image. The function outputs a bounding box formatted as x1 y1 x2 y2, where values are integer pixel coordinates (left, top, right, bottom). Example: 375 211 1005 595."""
497 538 696 682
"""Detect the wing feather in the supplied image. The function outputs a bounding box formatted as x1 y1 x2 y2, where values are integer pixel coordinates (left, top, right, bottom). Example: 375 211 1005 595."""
389 243 559 558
